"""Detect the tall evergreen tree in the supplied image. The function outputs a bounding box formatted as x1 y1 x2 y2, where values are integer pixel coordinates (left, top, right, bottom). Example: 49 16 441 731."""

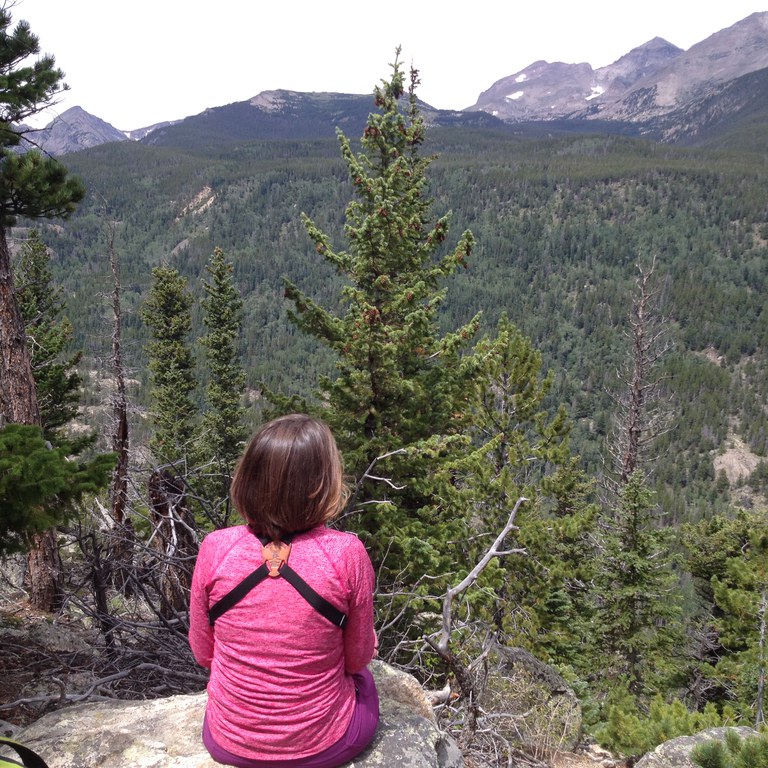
0 7 84 426
15 229 82 441
0 6 85 611
466 314 597 661
282 51 480 582
3 232 115 560
140 264 196 465
140 264 198 618
594 471 683 695
197 246 246 525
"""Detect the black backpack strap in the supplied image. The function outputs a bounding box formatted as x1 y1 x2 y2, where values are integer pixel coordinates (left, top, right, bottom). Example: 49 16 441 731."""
206 531 347 629
0 737 50 768
279 564 347 628
208 562 269 626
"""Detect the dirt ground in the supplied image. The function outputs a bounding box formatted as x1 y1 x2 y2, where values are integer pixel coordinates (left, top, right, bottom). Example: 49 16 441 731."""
713 434 762 485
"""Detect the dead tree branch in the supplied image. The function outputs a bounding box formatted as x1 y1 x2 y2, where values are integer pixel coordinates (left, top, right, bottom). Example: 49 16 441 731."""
424 496 528 742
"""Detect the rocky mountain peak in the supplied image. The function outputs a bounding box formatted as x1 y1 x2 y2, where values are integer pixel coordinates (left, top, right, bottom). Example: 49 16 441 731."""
469 11 768 125
596 37 683 90
582 11 768 120
26 106 127 155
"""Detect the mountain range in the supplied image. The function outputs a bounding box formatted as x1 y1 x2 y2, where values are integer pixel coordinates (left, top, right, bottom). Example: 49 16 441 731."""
25 10 768 155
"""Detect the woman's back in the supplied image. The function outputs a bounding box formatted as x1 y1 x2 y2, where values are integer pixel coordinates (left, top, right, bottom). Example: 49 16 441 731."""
189 524 375 761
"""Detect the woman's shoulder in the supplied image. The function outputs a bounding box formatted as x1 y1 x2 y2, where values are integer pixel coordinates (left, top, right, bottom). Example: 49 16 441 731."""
307 526 369 560
200 524 251 555
309 525 361 543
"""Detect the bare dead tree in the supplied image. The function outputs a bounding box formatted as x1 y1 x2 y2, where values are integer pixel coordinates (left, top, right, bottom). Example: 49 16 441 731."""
605 257 672 494
147 468 198 619
336 447 407 526
101 207 136 593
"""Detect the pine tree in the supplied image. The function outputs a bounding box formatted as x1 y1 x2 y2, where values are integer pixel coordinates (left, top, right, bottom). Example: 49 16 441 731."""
0 423 113 556
710 523 768 725
282 51 479 583
0 7 85 611
140 264 198 618
140 264 197 465
13 230 113 609
462 314 597 661
594 471 683 695
0 7 84 426
15 230 82 441
197 246 246 525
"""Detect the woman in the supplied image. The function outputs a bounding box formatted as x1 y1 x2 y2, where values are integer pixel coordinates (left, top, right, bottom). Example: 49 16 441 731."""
189 414 379 767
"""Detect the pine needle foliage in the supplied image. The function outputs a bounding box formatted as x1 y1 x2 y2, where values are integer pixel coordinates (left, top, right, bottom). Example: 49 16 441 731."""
0 423 113 555
594 687 727 757
15 230 83 442
281 50 480 582
594 471 684 695
197 246 247 523
141 264 197 465
709 523 768 724
199 247 246 462
693 730 768 768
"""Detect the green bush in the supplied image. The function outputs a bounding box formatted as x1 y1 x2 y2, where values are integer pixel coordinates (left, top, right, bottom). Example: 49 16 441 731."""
592 684 730 757
693 730 768 768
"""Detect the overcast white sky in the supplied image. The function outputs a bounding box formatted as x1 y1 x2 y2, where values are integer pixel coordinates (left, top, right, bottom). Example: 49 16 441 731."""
14 0 767 130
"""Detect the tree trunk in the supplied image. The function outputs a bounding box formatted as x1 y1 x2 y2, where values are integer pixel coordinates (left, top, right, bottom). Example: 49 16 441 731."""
0 227 39 425
0 226 62 612
107 216 134 593
26 528 62 611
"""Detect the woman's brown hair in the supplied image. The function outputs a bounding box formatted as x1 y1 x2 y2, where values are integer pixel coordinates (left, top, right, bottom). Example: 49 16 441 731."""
230 413 346 540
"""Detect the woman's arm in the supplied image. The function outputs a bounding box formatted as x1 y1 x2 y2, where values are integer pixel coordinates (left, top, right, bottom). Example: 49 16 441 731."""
342 539 377 674
188 538 215 668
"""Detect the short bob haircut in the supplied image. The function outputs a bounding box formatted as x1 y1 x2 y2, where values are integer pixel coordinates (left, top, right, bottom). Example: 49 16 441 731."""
230 413 346 540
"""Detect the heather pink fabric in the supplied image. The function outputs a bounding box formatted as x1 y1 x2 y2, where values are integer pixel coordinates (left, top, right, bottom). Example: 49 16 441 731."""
189 525 377 761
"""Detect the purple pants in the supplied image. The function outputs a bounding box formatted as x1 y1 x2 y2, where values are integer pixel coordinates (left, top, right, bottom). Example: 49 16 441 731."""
202 669 379 768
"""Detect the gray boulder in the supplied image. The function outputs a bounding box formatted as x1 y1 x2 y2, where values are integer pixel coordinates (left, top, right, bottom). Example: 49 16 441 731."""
636 726 758 768
3 661 462 768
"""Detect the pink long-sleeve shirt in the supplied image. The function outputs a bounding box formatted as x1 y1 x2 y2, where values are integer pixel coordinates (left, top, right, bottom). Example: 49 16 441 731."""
188 524 376 761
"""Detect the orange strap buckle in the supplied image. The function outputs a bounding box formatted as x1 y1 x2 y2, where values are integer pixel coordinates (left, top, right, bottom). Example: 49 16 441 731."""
263 540 291 577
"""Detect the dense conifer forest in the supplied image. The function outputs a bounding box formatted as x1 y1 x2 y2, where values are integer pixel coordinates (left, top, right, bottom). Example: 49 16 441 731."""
33 123 768 517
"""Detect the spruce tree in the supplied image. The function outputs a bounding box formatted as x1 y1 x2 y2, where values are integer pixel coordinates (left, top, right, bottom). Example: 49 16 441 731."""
197 247 246 525
141 264 196 465
282 51 479 582
140 264 198 617
0 7 84 426
15 230 82 441
594 471 683 695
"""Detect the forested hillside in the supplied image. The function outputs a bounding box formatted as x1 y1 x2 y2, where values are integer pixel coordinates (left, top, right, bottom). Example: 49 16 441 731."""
31 125 768 519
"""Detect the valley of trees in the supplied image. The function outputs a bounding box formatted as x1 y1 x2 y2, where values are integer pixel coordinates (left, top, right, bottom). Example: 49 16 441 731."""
3 15 768 767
